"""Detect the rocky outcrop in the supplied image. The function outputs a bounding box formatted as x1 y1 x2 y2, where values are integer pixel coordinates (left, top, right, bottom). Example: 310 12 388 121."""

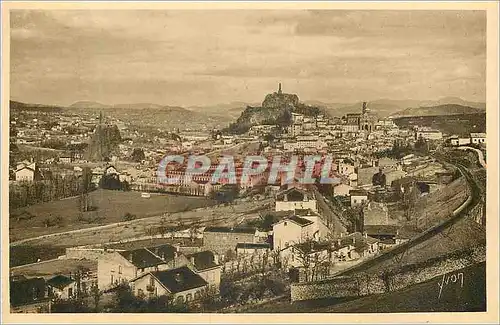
224 86 323 134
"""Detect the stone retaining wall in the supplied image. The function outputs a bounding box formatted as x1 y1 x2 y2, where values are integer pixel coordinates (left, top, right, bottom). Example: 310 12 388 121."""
291 245 485 302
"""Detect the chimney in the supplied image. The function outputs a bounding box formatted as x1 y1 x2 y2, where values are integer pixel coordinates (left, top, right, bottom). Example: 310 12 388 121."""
128 252 134 263
174 272 183 283
214 254 219 265
364 232 368 238
190 256 195 266
69 272 72 280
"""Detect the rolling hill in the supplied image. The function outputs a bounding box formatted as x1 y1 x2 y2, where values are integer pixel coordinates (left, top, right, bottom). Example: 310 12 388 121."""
306 98 485 118
390 104 485 118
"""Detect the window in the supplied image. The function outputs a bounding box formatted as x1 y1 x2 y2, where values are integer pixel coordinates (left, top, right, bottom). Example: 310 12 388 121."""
284 222 287 226
176 295 184 304
110 275 114 284
118 266 122 274
186 293 192 302
68 287 73 298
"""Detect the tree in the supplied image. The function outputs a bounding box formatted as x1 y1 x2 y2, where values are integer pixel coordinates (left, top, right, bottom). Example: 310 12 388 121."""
122 212 136 222
188 226 201 243
293 239 331 282
99 174 122 190
78 167 93 212
90 285 102 312
219 280 242 305
130 148 145 162
414 135 429 155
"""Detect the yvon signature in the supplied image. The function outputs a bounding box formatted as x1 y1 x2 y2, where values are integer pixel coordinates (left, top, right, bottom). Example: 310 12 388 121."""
437 272 464 300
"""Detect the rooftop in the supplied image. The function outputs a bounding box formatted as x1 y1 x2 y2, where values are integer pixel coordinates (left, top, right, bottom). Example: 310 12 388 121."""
119 248 166 269
281 215 314 227
149 266 208 294
186 251 219 271
46 275 74 290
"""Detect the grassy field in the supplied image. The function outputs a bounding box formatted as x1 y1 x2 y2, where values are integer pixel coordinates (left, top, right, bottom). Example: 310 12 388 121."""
11 198 272 247
10 245 67 267
9 189 217 242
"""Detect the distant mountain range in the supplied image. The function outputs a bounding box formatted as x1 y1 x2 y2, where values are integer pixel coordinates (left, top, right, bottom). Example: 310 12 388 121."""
389 104 485 118
304 97 485 118
10 100 232 130
11 96 486 129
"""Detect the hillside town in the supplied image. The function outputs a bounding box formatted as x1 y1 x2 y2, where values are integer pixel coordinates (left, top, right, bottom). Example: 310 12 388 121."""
6 7 492 319
9 84 487 313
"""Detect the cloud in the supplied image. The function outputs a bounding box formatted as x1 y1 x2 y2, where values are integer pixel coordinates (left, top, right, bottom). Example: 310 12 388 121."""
10 9 486 107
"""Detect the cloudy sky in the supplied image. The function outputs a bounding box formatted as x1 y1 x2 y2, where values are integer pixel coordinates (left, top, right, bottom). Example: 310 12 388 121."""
10 10 486 107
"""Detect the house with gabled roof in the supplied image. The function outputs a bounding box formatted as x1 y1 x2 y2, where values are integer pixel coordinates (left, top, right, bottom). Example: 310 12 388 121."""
275 187 318 212
129 266 209 304
15 162 40 182
185 250 221 292
97 244 188 291
331 232 380 262
272 215 319 251
46 275 77 300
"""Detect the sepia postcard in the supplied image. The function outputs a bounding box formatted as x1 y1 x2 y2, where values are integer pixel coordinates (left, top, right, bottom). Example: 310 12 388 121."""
1 1 499 324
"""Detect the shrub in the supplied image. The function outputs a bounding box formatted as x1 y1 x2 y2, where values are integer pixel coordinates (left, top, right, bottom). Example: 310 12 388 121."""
122 212 136 222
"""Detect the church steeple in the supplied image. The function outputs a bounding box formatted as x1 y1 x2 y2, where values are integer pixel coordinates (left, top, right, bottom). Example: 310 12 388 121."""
278 83 282 95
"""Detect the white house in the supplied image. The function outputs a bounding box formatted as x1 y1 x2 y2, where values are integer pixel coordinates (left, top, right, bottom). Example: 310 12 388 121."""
450 136 471 146
470 133 486 145
349 189 369 207
272 216 314 251
415 129 443 140
15 163 39 182
272 213 329 251
338 161 355 176
333 183 354 197
275 187 318 212
46 275 77 300
129 266 209 304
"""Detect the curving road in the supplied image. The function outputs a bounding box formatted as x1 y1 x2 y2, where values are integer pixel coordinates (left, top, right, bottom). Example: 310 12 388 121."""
457 146 486 168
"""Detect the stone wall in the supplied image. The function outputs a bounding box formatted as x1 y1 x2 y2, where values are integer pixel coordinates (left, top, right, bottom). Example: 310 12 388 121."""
291 245 485 302
65 247 121 260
